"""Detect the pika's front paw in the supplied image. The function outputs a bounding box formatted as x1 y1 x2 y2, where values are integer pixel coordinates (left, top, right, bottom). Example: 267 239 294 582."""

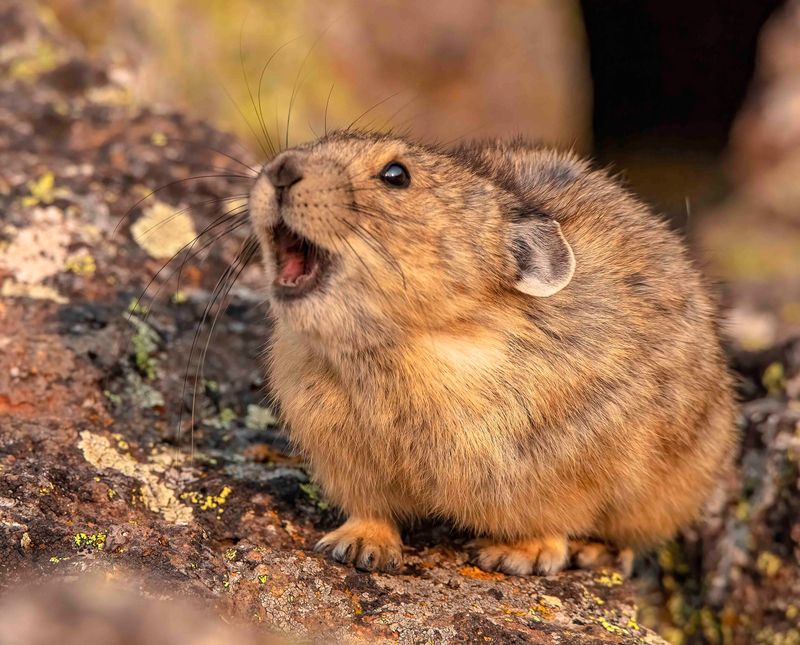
314 517 403 573
569 540 634 577
469 536 569 576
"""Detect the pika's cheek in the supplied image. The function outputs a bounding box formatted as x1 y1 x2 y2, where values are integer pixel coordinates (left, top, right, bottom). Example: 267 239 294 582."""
248 175 278 231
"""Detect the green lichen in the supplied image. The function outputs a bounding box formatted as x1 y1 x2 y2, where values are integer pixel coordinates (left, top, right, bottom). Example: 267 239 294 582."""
299 482 329 510
762 362 785 396
103 389 122 405
245 404 278 430
127 298 149 316
128 316 160 380
208 407 237 430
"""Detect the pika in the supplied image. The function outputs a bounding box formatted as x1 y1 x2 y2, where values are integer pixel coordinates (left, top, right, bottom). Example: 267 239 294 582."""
248 133 736 575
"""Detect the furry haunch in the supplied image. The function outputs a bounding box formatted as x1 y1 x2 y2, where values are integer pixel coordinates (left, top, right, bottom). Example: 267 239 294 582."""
249 132 736 575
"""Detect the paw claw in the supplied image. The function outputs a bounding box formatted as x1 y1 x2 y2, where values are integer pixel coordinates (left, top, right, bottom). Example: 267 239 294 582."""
315 518 403 573
471 537 568 576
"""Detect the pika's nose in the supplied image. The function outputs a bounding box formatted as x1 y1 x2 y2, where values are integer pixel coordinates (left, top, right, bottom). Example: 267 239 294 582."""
264 152 304 190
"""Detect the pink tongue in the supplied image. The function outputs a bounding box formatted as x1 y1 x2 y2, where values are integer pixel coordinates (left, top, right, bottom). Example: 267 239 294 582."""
280 252 305 282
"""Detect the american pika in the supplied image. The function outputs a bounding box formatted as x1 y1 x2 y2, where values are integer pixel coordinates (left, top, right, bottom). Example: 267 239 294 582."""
248 133 736 575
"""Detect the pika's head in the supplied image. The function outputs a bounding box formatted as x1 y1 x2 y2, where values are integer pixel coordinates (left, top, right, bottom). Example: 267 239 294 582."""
249 132 575 347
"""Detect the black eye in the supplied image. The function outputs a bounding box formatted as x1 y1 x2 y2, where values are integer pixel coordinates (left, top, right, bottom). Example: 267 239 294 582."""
379 162 410 188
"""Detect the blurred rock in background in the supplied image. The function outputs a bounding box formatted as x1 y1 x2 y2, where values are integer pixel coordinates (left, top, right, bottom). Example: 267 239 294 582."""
312 0 591 148
43 0 591 153
696 0 800 348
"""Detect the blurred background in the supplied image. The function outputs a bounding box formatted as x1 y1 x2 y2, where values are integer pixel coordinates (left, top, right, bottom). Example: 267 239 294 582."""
38 0 800 344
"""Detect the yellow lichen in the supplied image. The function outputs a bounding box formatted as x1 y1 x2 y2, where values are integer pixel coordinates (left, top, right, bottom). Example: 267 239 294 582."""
1 279 67 304
181 486 232 515
595 570 624 587
457 565 505 581
49 556 72 564
21 171 56 207
9 42 58 80
74 531 106 550
756 551 782 577
595 616 627 636
151 132 168 146
130 200 197 259
65 251 97 277
762 362 786 396
78 431 193 524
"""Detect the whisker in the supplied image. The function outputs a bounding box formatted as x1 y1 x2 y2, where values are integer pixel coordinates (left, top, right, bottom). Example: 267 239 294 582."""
220 81 271 159
285 31 328 151
180 234 258 458
130 207 251 322
323 82 335 137
195 236 260 387
340 217 407 290
334 231 390 305
114 174 253 235
166 136 260 175
190 236 260 458
345 91 404 132
137 194 249 238
146 216 251 318
256 37 304 157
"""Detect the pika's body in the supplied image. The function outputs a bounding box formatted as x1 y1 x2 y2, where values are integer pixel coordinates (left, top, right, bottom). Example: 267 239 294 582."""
249 133 735 574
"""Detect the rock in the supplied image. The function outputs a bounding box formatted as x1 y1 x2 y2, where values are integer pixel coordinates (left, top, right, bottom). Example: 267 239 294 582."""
642 339 800 644
0 2 659 642
729 0 800 183
694 0 800 346
311 0 592 150
3 1 798 643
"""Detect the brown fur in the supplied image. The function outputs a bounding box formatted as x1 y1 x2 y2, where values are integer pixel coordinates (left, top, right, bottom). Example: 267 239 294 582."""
248 132 737 575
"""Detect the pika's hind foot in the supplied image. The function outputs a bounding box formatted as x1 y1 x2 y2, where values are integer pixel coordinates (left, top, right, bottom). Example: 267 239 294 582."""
469 536 569 576
569 540 634 577
314 517 403 573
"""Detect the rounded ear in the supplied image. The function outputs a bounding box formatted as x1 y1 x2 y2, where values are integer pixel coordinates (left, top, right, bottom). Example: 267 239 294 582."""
510 216 575 297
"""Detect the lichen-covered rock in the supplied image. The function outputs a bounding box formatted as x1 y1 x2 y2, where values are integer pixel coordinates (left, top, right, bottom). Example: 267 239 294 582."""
640 341 800 644
0 2 662 642
3 2 798 644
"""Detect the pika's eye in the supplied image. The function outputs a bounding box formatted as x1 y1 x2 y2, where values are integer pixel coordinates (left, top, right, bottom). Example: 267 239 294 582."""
379 162 410 188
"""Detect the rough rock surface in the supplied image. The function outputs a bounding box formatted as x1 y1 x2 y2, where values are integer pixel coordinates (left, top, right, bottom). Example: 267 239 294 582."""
642 341 800 644
0 2 661 642
1 2 798 644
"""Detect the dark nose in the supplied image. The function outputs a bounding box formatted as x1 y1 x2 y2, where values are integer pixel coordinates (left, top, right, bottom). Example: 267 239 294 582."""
264 152 304 189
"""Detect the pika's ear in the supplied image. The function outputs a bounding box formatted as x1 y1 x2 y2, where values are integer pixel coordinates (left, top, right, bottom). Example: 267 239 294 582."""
510 216 575 297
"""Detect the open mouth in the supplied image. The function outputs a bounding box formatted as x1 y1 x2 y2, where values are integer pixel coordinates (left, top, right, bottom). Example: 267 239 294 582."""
270 220 327 300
